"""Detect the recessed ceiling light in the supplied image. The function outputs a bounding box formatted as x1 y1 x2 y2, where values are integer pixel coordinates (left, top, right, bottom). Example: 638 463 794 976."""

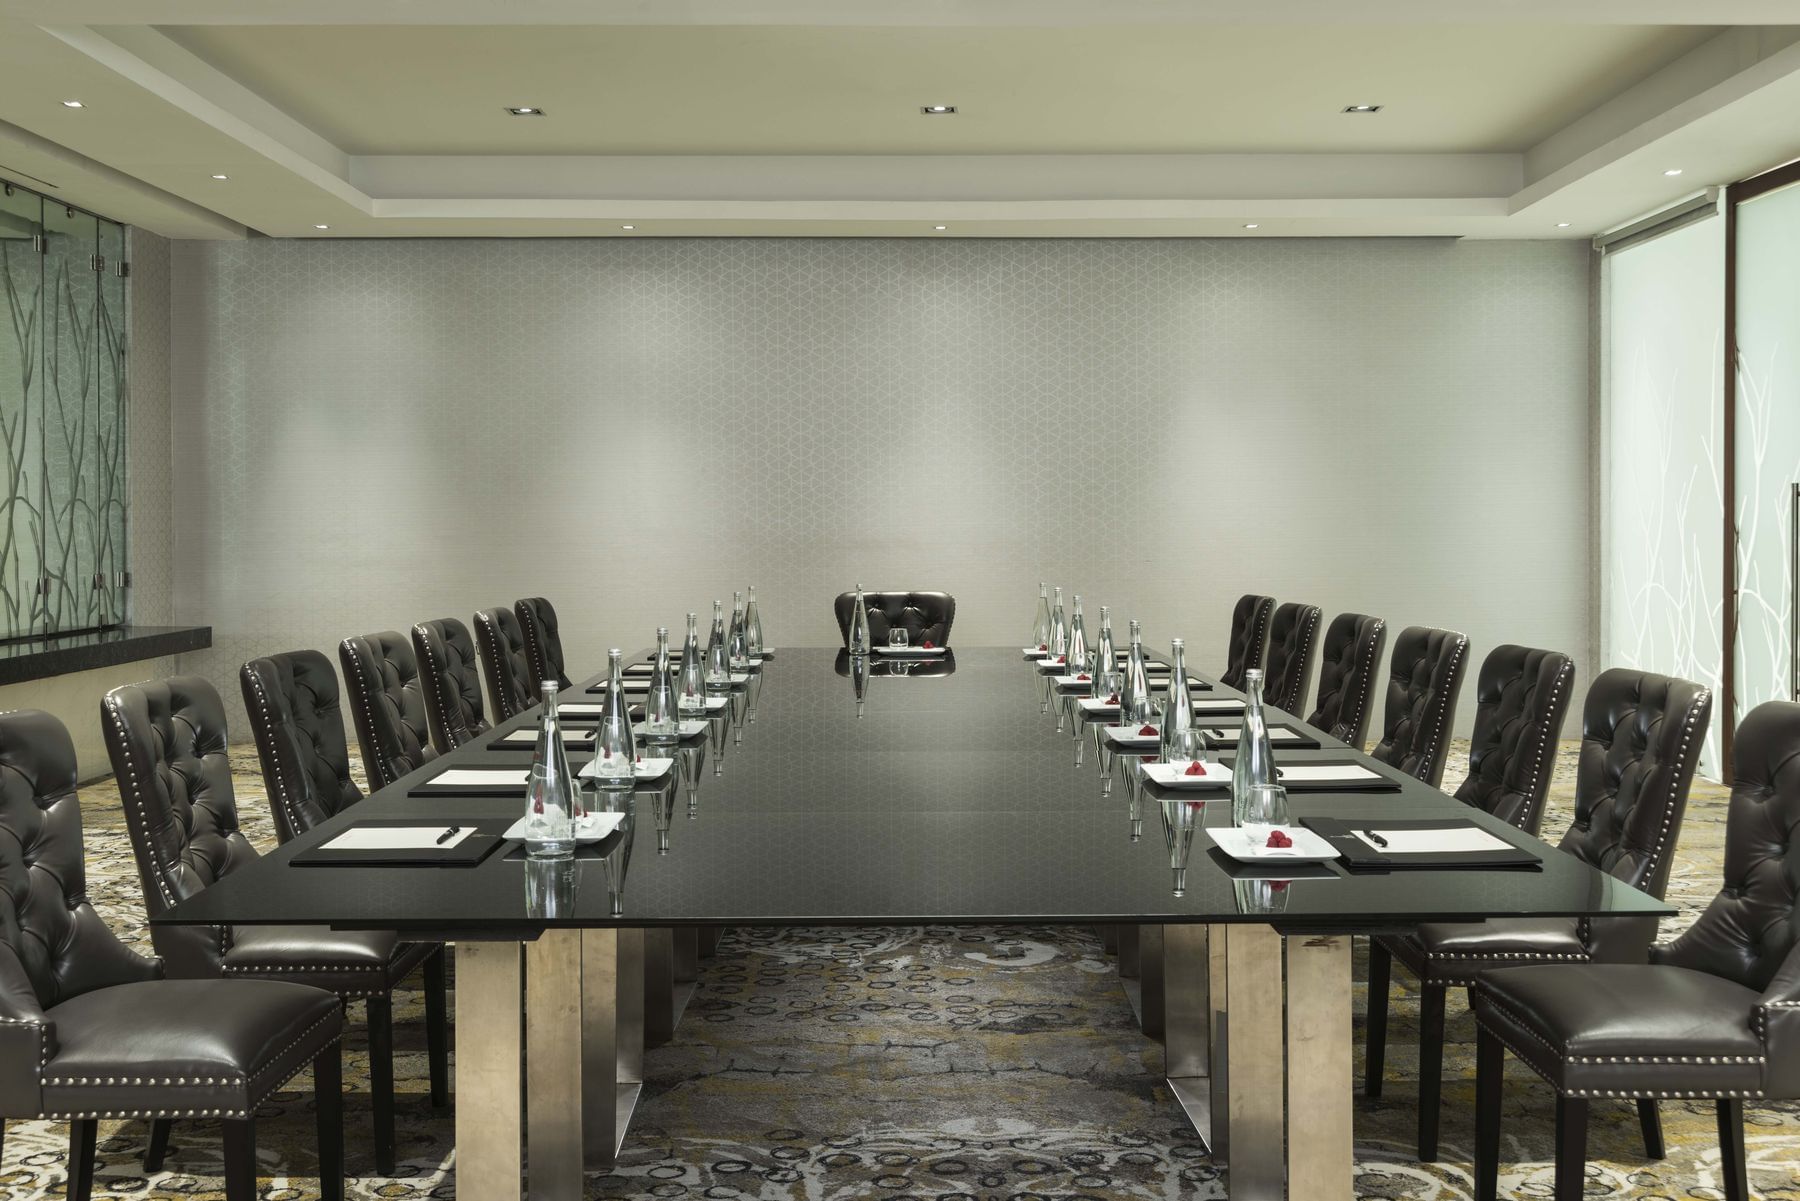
506 106 545 116
1243 223 1260 229
1664 168 1684 176
621 225 635 230
61 99 84 108
934 225 947 231
920 105 956 115
1556 222 1572 228
313 224 329 230
1342 104 1382 113
210 173 229 180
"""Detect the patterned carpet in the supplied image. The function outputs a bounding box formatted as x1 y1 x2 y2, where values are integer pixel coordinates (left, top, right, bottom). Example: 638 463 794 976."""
5 742 1797 1200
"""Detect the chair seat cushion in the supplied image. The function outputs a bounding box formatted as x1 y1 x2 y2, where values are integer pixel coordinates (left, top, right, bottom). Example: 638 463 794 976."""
41 979 342 1118
1385 918 1591 984
223 926 432 997
1473 964 1766 1098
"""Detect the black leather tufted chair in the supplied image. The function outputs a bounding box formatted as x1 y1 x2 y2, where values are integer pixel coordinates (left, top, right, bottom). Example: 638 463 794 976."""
1218 594 1275 691
239 650 361 843
102 677 442 1176
240 649 449 1108
1363 643 1577 1157
1366 666 1710 1162
515 596 572 690
1369 625 1470 786
0 709 345 1201
474 605 537 723
1262 602 1321 714
833 592 955 649
1305 612 1386 748
1472 700 1797 1201
339 630 438 792
412 617 490 753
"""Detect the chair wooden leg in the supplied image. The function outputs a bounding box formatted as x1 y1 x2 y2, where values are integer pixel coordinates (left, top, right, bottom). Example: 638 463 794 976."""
221 1119 256 1201
367 994 397 1175
1364 939 1391 1099
316 1040 345 1201
425 946 450 1110
1417 982 1446 1161
144 1117 172 1172
66 1118 97 1201
1474 1024 1503 1201
1717 1098 1748 1201
1553 1096 1589 1201
1637 1098 1665 1159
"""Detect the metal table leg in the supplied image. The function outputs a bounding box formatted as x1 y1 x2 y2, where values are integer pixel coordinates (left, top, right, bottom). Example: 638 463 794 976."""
455 941 523 1201
1285 934 1353 1200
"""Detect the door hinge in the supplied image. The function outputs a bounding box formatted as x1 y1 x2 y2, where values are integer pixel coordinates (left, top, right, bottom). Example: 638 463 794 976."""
90 254 105 273
36 576 51 597
121 571 132 588
32 234 45 254
118 261 130 278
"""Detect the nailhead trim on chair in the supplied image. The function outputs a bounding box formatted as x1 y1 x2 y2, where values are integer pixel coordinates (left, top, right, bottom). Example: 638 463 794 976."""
241 665 307 840
1517 658 1572 834
1417 633 1467 784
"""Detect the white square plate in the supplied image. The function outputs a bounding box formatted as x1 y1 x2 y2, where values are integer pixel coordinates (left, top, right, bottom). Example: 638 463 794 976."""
638 720 708 739
1103 724 1161 746
1078 697 1121 713
502 811 626 843
1022 647 1051 658
576 757 673 781
1142 761 1233 789
875 645 948 656
1207 825 1339 863
1051 674 1096 688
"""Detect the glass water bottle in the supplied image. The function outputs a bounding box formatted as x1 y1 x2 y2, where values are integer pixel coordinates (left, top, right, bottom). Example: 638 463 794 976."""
727 591 749 668
848 583 871 655
1094 606 1116 686
642 627 679 739
1067 595 1089 674
744 586 764 656
1232 668 1278 824
1031 582 1052 650
704 600 730 685
1050 587 1068 661
1158 638 1196 762
523 680 577 859
677 612 706 716
593 649 638 788
1121 620 1154 725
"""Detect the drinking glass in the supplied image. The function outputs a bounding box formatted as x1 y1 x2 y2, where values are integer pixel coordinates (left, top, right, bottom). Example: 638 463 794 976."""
1239 782 1291 840
889 628 910 649
1161 724 1207 768
1095 668 1123 704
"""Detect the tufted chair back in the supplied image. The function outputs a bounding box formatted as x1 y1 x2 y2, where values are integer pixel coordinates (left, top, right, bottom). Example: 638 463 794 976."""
515 597 572 690
413 617 490 753
0 710 158 1003
1559 667 1711 901
833 592 956 649
474 605 537 722
1219 594 1275 691
1370 626 1470 787
1262 602 1321 714
339 630 439 791
1453 644 1575 834
1305 612 1387 749
101 677 258 978
239 649 363 843
1657 701 1800 994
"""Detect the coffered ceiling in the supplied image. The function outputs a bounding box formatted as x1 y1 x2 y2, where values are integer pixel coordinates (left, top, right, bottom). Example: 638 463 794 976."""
1 0 1798 240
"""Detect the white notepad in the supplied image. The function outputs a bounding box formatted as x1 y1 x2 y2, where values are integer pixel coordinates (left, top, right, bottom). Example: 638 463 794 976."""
1275 764 1384 784
322 826 475 851
432 769 529 786
1353 827 1515 855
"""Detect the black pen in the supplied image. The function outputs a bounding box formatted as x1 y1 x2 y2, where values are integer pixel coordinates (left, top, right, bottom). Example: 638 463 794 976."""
1364 829 1389 848
436 826 461 845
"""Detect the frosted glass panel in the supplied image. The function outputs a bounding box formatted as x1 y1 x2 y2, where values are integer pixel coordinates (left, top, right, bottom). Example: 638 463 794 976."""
0 187 43 638
1603 215 1724 775
1735 181 1800 717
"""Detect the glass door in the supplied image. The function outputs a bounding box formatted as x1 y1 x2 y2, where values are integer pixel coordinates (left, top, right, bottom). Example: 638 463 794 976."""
96 218 127 626
0 185 42 639
39 203 100 632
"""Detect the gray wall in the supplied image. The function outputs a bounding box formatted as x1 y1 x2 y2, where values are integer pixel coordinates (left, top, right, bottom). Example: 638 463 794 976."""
168 236 1591 735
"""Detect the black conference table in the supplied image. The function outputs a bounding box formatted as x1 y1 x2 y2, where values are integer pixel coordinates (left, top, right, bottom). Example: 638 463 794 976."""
157 646 1670 1201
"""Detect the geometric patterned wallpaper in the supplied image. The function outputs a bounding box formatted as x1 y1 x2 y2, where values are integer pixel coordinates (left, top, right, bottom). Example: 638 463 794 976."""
168 236 1592 734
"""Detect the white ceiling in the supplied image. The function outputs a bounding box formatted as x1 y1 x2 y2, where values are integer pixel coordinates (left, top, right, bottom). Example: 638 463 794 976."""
0 0 1797 240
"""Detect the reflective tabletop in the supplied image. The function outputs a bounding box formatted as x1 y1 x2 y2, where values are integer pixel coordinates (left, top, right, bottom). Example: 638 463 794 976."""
157 647 1670 934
